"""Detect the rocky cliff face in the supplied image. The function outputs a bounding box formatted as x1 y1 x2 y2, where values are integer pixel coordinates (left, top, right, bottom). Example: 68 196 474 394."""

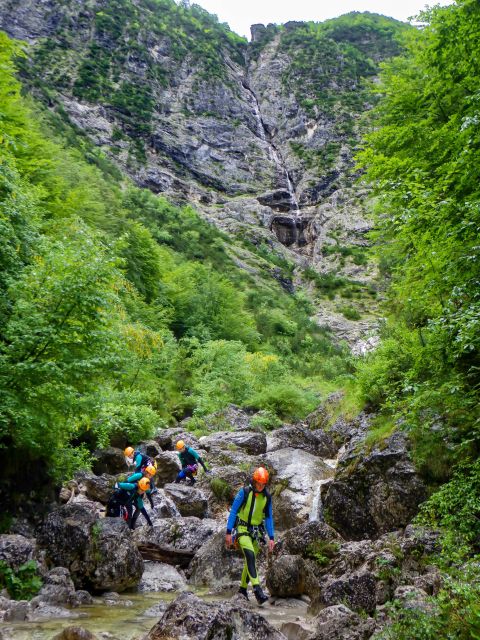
0 0 407 346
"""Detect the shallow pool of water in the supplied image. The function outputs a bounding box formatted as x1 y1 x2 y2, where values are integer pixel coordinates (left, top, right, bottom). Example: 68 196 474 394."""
0 590 312 639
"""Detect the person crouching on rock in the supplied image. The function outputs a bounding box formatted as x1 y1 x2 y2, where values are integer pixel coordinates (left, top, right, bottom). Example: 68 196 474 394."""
174 440 209 485
118 475 154 529
225 467 275 605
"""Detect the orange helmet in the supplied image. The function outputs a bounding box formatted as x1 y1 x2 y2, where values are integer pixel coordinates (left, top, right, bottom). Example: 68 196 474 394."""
252 467 269 484
138 477 150 492
124 447 134 458
176 440 185 451
144 465 156 477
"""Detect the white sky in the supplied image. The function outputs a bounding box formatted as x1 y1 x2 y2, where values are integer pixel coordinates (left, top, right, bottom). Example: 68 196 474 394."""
193 0 455 38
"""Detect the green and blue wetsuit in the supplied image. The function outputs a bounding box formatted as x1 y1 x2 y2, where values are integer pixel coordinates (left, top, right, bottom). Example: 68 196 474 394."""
226 485 274 588
118 473 154 529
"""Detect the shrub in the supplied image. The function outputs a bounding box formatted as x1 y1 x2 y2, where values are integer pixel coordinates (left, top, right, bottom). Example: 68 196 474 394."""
0 560 42 600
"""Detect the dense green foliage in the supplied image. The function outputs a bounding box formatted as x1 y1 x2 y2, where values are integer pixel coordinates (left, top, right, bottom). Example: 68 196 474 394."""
357 1 480 635
0 32 348 486
279 13 407 122
0 560 42 600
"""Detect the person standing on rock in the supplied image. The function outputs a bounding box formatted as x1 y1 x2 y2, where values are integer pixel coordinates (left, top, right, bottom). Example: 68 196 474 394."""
225 467 275 605
175 440 209 485
117 475 154 529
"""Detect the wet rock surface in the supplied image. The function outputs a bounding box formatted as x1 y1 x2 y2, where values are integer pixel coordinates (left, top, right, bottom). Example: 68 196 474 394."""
133 517 222 566
144 591 286 640
266 448 335 529
91 448 127 476
0 535 36 571
37 504 143 591
200 430 267 455
324 432 427 539
163 483 209 518
266 424 337 458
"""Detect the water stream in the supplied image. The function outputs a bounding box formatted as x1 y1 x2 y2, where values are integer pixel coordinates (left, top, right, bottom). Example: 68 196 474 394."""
0 590 311 640
243 77 301 218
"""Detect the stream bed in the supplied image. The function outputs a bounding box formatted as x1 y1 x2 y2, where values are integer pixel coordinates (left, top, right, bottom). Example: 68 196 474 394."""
0 590 313 639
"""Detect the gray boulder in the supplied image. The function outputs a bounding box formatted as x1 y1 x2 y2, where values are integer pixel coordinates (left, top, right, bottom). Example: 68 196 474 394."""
31 567 75 607
91 447 127 475
163 483 209 518
0 535 35 571
154 428 200 451
138 561 187 592
152 451 182 486
266 449 335 529
138 440 162 458
308 604 376 640
187 530 244 591
318 570 377 614
37 504 143 592
267 555 309 597
200 430 267 455
144 591 286 639
276 521 343 558
133 517 222 567
74 471 115 504
267 424 337 458
150 488 181 519
324 432 427 539
52 627 98 640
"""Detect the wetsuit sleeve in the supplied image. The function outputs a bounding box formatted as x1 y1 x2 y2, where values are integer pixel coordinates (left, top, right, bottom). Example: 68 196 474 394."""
226 489 245 533
134 453 143 470
118 482 136 491
127 472 143 483
264 496 275 540
189 447 207 471
197 456 208 471
147 490 154 509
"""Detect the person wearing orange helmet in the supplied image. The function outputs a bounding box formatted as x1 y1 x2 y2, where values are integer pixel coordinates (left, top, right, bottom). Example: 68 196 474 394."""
117 474 154 529
174 440 209 485
225 467 275 605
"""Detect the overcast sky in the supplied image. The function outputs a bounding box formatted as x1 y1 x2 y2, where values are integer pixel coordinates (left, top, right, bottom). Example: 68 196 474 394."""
194 0 455 38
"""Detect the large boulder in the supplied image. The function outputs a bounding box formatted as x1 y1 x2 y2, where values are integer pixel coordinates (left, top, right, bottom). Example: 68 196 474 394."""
144 591 285 640
187 530 245 591
138 561 187 592
133 517 222 566
138 440 162 458
318 571 377 614
200 430 267 455
150 488 181 519
153 428 200 451
266 554 310 597
91 447 127 475
308 604 376 640
74 471 115 505
151 451 182 486
276 521 343 558
0 535 36 571
267 424 337 458
31 567 76 607
324 432 427 539
37 503 143 592
266 449 335 529
163 483 209 518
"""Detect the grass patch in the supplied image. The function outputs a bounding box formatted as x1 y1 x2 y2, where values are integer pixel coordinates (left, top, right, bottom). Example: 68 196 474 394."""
305 540 340 566
364 415 397 450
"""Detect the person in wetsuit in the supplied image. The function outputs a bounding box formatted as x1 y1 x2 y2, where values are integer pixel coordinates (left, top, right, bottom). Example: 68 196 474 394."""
225 467 275 605
174 440 209 485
